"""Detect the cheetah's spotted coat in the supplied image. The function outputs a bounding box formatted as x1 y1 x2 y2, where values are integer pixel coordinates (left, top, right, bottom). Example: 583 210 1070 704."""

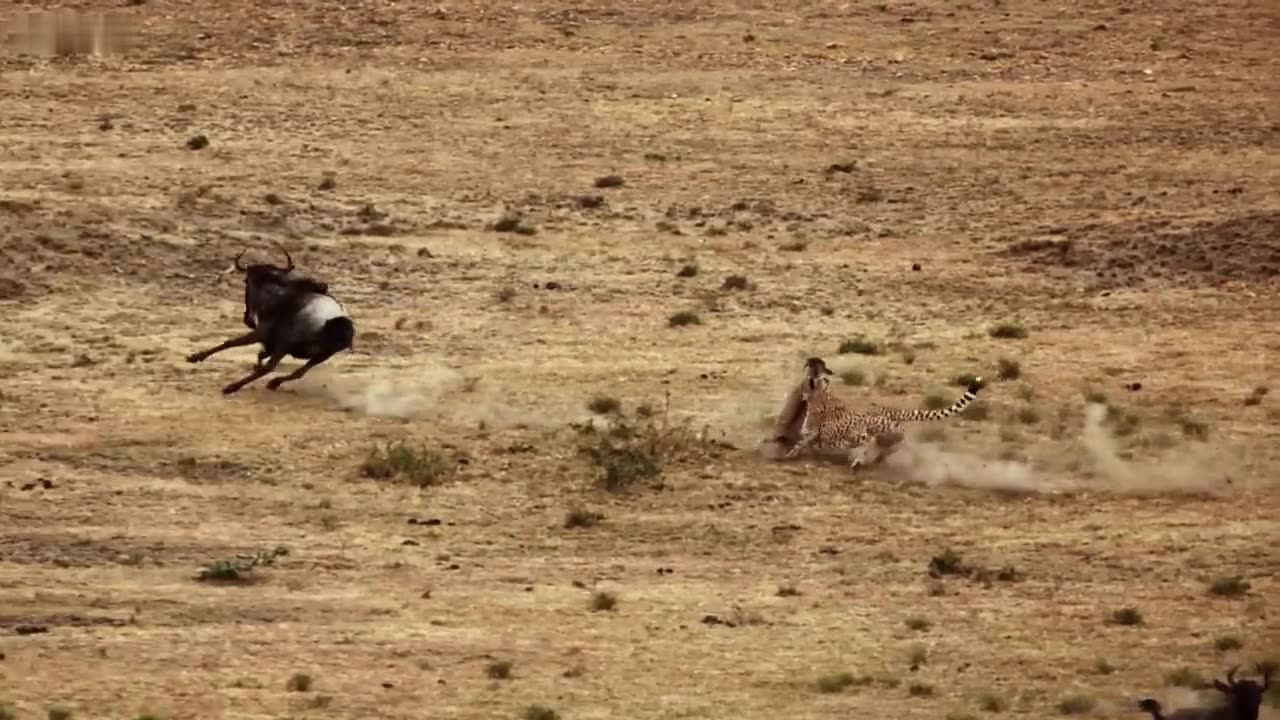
785 358 984 472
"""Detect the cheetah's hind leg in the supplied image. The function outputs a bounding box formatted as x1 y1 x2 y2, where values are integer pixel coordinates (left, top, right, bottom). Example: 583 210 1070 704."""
868 430 905 468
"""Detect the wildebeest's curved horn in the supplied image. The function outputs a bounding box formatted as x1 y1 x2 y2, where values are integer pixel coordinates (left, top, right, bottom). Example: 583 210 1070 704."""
279 246 294 271
233 249 248 271
1226 665 1238 686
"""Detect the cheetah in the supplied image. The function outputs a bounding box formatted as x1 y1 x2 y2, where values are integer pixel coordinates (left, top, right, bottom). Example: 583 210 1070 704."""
785 360 984 472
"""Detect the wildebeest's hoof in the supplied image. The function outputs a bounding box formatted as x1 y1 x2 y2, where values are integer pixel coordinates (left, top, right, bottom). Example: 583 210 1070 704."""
221 383 241 395
186 352 206 363
265 378 284 391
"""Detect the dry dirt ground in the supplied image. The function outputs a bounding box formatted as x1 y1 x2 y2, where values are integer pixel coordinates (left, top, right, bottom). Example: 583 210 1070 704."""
1 1 1278 719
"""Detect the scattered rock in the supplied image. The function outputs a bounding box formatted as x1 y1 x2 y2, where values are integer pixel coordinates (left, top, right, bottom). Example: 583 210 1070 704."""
825 161 857 174
317 176 337 191
912 263 921 271
185 134 209 150
577 194 605 209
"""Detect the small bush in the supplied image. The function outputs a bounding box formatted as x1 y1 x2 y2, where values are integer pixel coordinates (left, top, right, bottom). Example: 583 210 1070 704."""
1093 658 1117 675
197 546 288 584
776 584 801 597
904 616 931 632
286 672 314 692
564 509 603 529
923 392 951 410
839 337 883 355
587 395 621 415
1107 607 1144 626
989 323 1029 339
841 369 867 386
908 682 935 697
816 672 857 693
1165 667 1209 689
907 644 928 666
524 705 559 720
495 286 517 303
590 591 617 612
1214 635 1242 652
1057 694 1095 714
361 440 452 487
721 274 751 290
928 548 968 577
1208 575 1250 596
668 310 702 327
996 358 1022 380
1015 406 1040 424
486 660 513 680
676 263 698 278
572 399 705 493
978 690 1008 712
952 373 986 389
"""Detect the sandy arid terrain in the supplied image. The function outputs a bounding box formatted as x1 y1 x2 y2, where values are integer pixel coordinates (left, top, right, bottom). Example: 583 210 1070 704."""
1 1 1278 719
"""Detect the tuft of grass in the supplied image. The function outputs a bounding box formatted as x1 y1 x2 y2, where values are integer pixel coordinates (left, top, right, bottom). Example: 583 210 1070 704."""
564 509 603 529
928 548 968 577
721 274 751 290
1176 415 1210 440
1208 575 1250 596
816 672 858 693
587 395 622 415
839 337 883 355
197 546 287 584
524 705 559 720
48 708 74 720
676 263 698 278
779 239 807 252
952 372 987 389
1015 406 1040 425
0 705 14 720
841 369 867 386
1214 635 1243 652
904 616 932 632
572 398 705 493
486 660 513 680
668 310 702 327
923 391 951 411
286 673 313 692
594 174 625 188
590 590 617 612
361 440 453 487
495 286 517 303
1107 607 1144 626
989 322 1029 339
997 358 1022 380
1093 658 1117 675
776 584 801 597
908 682 935 697
978 690 1008 712
907 643 929 666
1165 666 1209 689
947 714 980 720
1057 694 1095 715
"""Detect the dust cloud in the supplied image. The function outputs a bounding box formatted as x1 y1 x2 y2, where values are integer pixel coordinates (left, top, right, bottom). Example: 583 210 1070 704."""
291 360 582 431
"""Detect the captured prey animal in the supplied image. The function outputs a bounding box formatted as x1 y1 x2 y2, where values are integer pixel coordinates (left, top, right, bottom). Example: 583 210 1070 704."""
186 247 356 395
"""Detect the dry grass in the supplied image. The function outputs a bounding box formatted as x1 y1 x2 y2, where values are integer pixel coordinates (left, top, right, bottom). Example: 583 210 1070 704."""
1 1 1279 719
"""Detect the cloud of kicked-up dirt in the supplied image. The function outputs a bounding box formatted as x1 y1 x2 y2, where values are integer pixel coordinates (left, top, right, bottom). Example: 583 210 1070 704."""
882 402 1231 496
293 359 583 431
